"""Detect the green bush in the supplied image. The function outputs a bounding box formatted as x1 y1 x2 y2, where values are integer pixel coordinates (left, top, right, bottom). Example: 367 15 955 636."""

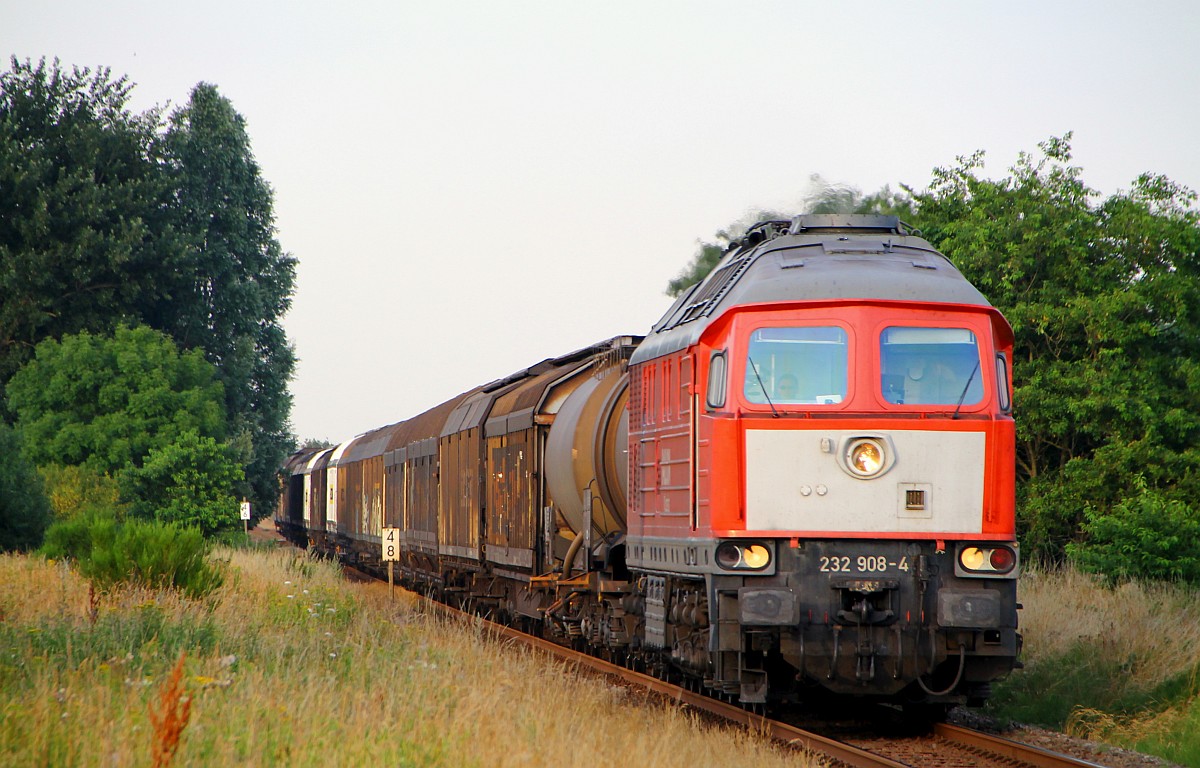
0 424 52 551
1067 488 1200 585
42 513 224 597
41 512 109 563
119 430 245 537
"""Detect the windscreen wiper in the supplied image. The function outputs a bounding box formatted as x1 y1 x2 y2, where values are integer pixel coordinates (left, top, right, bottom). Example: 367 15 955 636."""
748 357 779 418
952 360 981 420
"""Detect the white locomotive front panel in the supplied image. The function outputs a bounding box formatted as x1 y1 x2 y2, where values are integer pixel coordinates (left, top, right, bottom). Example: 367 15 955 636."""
745 428 987 535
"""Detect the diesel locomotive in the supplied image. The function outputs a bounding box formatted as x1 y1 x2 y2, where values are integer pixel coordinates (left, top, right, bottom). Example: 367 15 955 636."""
277 213 1020 714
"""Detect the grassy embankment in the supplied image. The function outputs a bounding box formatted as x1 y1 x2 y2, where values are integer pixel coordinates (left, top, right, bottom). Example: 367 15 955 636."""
988 567 1200 765
0 547 818 767
5 543 1199 766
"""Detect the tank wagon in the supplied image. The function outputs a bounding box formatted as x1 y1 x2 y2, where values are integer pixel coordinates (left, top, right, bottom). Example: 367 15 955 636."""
277 214 1020 714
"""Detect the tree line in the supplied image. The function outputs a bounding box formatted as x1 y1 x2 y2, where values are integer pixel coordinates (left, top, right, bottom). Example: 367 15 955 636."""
670 138 1200 583
3 54 1197 587
0 57 295 552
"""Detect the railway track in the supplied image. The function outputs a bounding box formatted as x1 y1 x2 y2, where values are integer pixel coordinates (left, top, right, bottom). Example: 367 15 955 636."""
843 722 1111 767
359 573 1112 768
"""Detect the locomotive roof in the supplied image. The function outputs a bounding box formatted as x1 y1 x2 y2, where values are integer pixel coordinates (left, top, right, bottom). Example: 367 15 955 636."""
632 214 994 364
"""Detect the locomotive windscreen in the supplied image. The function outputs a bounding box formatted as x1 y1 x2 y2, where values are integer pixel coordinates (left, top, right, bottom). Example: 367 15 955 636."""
744 326 848 405
880 326 983 405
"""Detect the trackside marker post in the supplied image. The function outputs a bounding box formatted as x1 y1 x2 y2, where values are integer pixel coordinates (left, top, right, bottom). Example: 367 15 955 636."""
241 500 251 538
382 527 400 599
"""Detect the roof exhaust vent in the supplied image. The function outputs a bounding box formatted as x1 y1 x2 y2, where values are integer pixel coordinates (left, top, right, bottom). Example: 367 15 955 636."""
788 214 916 236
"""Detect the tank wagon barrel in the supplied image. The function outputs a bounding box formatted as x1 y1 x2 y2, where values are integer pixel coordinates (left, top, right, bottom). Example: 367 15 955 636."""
276 213 1020 717
543 362 629 541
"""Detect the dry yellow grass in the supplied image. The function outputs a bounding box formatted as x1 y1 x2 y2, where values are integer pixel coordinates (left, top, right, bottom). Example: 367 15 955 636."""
1016 565 1200 762
1019 565 1200 687
0 549 822 767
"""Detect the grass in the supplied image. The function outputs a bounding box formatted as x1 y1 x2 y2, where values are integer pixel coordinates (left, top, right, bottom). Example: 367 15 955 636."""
11 545 1198 765
986 565 1200 766
0 549 820 767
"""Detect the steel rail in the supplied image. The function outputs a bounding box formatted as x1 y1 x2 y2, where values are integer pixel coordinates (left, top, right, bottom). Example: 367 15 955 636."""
933 723 1111 768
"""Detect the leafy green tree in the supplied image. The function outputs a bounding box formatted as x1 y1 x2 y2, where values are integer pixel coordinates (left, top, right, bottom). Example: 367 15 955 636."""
0 57 182 390
666 140 1200 573
160 83 297 520
665 174 913 296
0 62 298 521
908 135 1200 563
5 324 226 474
0 423 52 550
119 430 245 536
1067 482 1200 585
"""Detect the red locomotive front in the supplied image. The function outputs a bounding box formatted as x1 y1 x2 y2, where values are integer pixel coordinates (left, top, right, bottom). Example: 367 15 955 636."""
627 215 1020 710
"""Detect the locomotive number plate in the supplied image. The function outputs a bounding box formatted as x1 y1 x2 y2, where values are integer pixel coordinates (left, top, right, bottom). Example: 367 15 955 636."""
818 555 910 574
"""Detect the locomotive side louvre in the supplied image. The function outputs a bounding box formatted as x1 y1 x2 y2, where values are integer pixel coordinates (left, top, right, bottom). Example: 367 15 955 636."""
628 351 695 536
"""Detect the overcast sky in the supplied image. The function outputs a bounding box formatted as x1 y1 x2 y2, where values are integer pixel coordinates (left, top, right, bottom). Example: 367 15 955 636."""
7 1 1200 441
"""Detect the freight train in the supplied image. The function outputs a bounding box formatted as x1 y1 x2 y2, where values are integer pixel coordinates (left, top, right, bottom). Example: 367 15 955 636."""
276 214 1021 715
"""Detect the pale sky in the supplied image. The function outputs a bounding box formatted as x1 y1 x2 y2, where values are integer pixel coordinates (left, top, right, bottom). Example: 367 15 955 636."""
6 1 1200 441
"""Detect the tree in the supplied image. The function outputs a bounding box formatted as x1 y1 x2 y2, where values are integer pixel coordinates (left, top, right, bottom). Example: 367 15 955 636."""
0 57 182 390
665 139 1200 570
119 430 245 536
0 62 299 521
665 174 912 296
5 325 226 475
160 83 297 520
0 423 52 550
1067 481 1200 585
908 135 1200 563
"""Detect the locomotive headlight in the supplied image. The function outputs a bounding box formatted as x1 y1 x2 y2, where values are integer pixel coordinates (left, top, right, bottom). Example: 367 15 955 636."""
742 544 771 569
960 547 987 570
845 438 886 478
715 541 772 572
956 543 1019 578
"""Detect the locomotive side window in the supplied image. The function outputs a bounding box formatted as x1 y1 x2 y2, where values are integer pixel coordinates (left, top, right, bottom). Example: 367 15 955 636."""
880 327 983 406
743 326 848 405
706 351 727 409
996 352 1012 412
